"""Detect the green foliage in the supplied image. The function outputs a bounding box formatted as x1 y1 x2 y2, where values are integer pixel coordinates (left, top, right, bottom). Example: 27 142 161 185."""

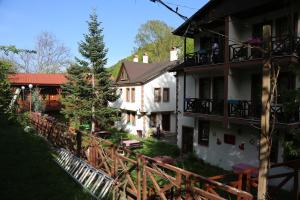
108 20 194 79
61 11 119 130
0 45 36 55
0 59 14 119
32 88 43 112
279 64 300 158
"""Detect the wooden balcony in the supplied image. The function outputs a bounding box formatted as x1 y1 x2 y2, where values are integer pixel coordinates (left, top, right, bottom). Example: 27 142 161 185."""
184 48 224 67
229 35 300 63
184 98 300 125
228 100 300 124
184 98 224 116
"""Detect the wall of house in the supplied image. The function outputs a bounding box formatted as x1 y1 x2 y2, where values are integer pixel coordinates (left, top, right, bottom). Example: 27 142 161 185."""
177 72 196 148
109 85 142 112
111 71 177 135
194 122 260 170
144 72 176 113
228 69 254 100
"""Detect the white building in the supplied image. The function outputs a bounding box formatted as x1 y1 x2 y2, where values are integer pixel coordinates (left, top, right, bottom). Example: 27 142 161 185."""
110 50 179 138
171 0 300 190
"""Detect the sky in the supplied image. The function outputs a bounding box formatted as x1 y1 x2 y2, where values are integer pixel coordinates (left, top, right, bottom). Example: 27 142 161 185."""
0 0 208 67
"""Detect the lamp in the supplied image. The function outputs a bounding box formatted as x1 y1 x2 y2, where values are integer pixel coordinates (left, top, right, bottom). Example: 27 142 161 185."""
28 84 33 113
21 86 25 100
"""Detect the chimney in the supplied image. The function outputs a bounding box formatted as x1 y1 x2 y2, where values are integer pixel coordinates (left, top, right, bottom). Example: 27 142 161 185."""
133 54 139 62
142 53 149 63
170 47 178 61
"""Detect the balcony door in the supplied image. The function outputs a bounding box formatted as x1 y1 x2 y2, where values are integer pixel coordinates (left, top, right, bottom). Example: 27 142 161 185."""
162 113 170 132
199 78 211 99
213 77 224 100
182 126 194 153
212 77 224 114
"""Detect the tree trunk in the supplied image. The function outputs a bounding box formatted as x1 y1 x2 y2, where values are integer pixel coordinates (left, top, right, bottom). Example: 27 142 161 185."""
258 24 272 200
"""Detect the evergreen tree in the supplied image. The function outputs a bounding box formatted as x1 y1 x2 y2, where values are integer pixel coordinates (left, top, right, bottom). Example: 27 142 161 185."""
61 11 119 130
0 59 13 119
32 88 43 112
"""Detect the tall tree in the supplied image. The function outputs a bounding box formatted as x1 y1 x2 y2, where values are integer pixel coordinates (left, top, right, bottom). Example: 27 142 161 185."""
108 20 193 79
134 20 193 62
62 11 119 131
34 32 70 73
0 59 13 119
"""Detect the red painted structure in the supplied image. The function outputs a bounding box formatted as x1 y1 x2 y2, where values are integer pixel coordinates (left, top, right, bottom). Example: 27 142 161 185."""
8 73 67 112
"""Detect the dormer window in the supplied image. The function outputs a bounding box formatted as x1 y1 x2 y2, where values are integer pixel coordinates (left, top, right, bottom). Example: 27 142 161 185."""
120 69 128 81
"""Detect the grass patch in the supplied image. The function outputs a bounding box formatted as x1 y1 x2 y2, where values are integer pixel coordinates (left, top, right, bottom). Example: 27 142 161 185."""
106 130 226 176
0 119 92 200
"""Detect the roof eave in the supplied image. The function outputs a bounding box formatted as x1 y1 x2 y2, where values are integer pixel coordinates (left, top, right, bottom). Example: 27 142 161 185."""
173 0 219 37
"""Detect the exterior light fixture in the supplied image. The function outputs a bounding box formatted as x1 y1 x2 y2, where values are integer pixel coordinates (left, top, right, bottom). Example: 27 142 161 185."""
28 84 33 113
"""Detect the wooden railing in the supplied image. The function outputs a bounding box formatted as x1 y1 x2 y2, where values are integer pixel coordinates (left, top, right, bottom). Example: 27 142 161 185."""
184 48 224 67
184 98 224 116
17 100 61 112
228 100 300 123
29 113 253 200
229 35 300 62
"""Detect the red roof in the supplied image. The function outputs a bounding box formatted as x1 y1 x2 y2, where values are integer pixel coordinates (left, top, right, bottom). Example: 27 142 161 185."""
8 73 67 86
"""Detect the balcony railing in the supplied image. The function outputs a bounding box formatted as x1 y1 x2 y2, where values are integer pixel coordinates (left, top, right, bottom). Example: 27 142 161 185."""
229 35 300 62
184 48 224 66
184 98 300 123
184 98 224 115
228 100 299 123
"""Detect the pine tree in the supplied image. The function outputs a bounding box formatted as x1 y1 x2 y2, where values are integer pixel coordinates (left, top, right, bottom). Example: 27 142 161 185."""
61 11 119 131
0 60 13 119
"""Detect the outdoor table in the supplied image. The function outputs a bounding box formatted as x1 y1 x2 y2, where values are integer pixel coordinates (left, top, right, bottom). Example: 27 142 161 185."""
121 139 142 149
153 156 175 165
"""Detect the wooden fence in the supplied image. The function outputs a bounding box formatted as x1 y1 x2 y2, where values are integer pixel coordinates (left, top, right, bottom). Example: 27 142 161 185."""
29 112 253 200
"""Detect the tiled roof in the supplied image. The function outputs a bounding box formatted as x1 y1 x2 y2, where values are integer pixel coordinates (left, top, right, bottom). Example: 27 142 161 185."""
8 73 67 86
116 61 178 85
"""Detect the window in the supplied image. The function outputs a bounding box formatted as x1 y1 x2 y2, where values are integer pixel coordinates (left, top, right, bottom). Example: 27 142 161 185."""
119 88 122 98
275 16 288 38
131 88 135 102
199 78 211 99
126 111 130 123
126 88 130 102
150 113 157 127
120 69 127 81
163 88 169 102
224 134 236 145
198 121 209 146
154 88 161 102
126 111 136 125
130 113 136 125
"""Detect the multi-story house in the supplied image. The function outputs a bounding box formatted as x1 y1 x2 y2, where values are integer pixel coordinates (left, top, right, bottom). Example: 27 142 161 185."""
171 0 300 171
110 50 178 138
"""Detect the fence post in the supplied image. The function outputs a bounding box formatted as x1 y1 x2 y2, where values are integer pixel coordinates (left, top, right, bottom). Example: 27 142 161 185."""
186 175 192 200
142 156 147 200
76 130 82 157
136 154 141 200
111 144 116 177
